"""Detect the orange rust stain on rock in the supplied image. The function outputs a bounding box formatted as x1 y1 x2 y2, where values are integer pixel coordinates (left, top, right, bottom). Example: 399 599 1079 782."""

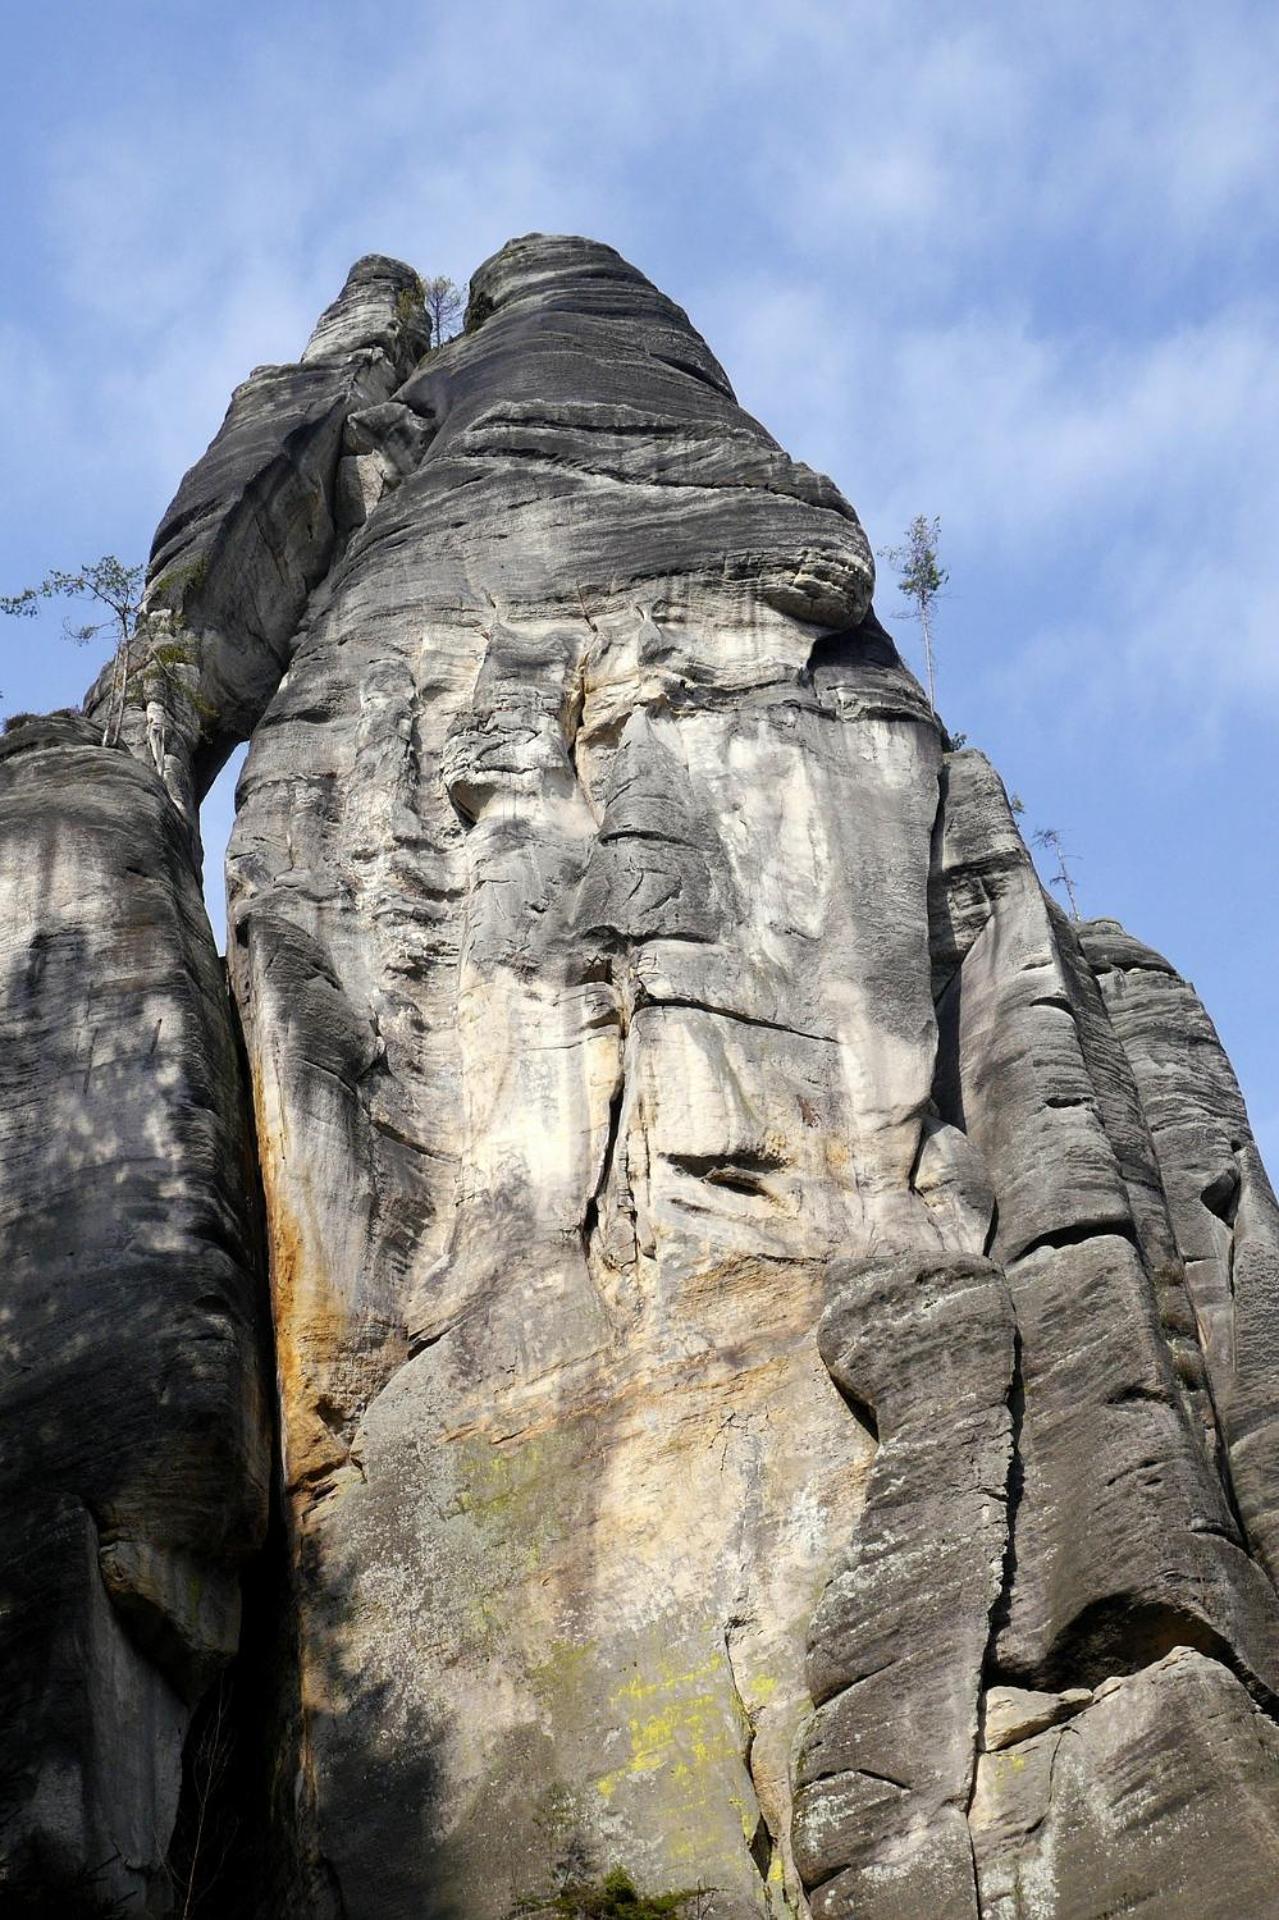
252 1079 352 1502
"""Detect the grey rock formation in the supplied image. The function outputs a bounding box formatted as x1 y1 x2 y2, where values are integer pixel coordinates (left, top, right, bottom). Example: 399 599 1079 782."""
979 1684 1092 1752
4 235 1279 1918
971 1648 1279 1917
227 232 914 1920
932 754 1277 1695
0 714 269 1912
83 255 429 833
792 1253 1016 1920
1081 918 1279 1584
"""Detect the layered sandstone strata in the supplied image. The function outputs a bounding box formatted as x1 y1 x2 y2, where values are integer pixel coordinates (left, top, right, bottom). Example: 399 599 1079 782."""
3 236 1278 1919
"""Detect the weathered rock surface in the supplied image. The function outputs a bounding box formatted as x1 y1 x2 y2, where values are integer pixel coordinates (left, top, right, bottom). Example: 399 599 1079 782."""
83 254 429 831
226 233 935 1920
6 235 1279 1918
932 754 1279 1703
1082 918 1279 1586
971 1648 1279 1917
979 1684 1092 1751
0 714 269 1912
792 1253 1016 1920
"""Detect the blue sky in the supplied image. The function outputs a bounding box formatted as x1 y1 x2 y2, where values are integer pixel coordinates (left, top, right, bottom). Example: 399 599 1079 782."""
2 0 1276 1167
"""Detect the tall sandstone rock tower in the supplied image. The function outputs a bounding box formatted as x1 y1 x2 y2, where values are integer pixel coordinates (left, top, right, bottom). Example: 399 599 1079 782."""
3 236 1279 1918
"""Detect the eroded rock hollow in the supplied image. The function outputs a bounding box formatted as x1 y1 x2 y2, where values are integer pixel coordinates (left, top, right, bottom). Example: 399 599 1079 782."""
3 236 1278 1918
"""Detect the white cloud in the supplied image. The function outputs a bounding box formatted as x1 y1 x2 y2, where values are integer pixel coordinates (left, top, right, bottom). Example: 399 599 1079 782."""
707 250 1279 736
3 0 1275 1169
7 0 1278 749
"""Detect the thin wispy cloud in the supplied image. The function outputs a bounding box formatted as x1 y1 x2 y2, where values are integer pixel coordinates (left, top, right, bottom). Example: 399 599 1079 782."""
1 0 1275 1164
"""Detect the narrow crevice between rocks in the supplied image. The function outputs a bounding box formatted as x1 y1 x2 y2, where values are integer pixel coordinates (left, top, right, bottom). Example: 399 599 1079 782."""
1194 1357 1256 1567
964 1324 1026 1909
581 1064 626 1263
904 1115 929 1198
167 982 326 1915
164 1479 312 1918
1201 1161 1242 1229
828 1374 879 1446
634 992 835 1046
799 1858 848 1900
845 1766 909 1794
746 1815 774 1885
666 1148 783 1197
983 1329 1025 1655
406 1317 456 1361
722 1622 775 1894
1104 1382 1168 1408
562 642 591 796
1010 1217 1139 1264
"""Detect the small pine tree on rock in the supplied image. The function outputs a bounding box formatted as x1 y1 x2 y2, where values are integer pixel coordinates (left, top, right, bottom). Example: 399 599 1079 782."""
1032 825 1083 920
880 514 948 712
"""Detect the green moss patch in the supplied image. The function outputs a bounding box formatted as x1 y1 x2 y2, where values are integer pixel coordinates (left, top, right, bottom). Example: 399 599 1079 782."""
515 1866 705 1920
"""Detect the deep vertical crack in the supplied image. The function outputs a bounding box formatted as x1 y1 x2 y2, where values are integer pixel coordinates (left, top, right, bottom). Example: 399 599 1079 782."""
985 1327 1025 1652
963 1323 1025 1913
581 997 626 1268
723 1620 775 1890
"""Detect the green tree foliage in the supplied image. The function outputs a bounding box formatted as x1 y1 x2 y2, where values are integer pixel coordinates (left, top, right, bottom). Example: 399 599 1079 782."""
0 555 144 647
1 556 145 746
1 556 199 756
880 513 948 711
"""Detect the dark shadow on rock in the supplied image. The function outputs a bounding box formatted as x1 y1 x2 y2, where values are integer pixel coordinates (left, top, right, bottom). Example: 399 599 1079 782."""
0 734 271 1914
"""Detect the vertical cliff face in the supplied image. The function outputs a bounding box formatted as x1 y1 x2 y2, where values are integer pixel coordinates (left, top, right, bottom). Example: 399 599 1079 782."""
226 234 930 1918
0 715 269 1913
4 236 1279 1919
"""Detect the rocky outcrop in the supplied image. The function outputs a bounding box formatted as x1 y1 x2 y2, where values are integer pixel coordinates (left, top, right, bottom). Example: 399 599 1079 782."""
970 1647 1279 1917
83 255 429 834
792 1253 1017 1920
4 235 1279 1917
225 233 931 1920
0 714 269 1912
1081 919 1279 1584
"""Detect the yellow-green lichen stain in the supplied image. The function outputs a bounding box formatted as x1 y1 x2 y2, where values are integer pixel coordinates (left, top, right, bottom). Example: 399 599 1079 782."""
295 1235 868 1920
